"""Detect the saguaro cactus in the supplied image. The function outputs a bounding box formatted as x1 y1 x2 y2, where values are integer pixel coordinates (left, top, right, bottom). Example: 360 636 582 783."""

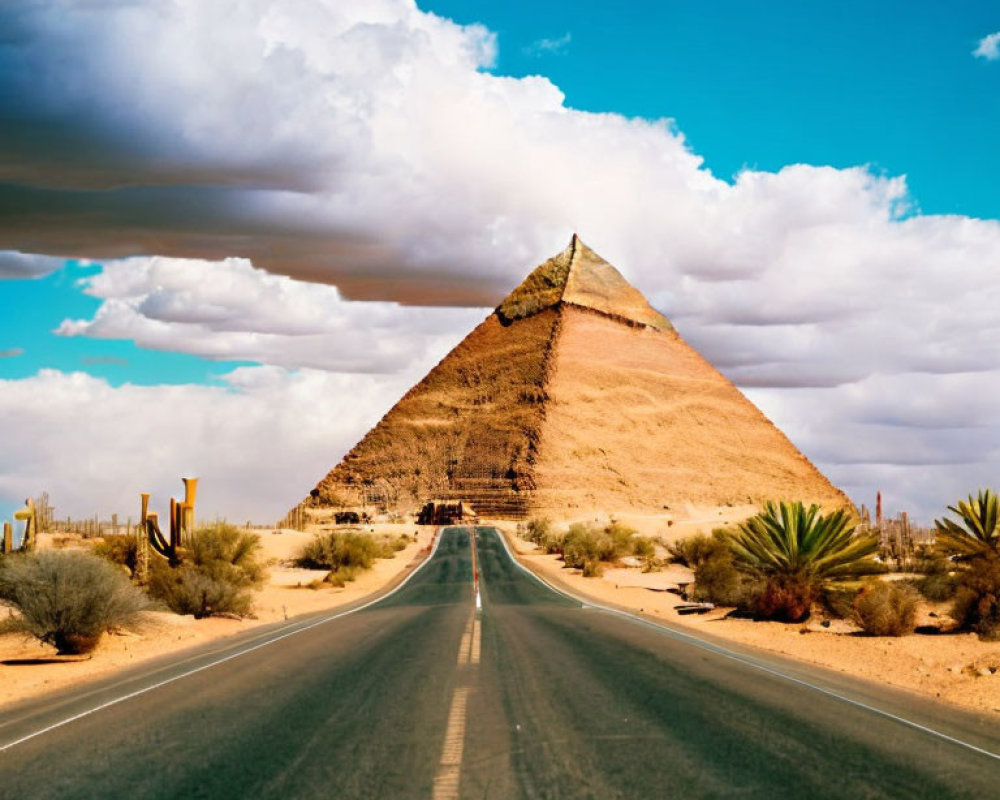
1 498 37 554
143 478 198 566
182 478 198 538
12 497 37 551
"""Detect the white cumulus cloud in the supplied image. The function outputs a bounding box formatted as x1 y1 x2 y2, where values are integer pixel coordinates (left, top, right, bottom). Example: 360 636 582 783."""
973 31 1000 60
524 32 572 57
0 0 997 522
0 367 417 523
55 255 486 373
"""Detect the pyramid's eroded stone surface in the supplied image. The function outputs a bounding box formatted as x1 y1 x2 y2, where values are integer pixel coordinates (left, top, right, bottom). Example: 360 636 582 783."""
303 236 849 519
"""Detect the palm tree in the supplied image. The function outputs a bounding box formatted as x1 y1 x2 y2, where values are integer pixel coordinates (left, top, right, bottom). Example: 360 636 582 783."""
934 490 1000 559
728 501 880 622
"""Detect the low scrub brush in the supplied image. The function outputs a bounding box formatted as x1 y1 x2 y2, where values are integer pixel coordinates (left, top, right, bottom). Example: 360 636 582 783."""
92 534 141 577
0 550 149 654
950 556 1000 640
667 531 728 569
853 580 918 636
148 524 263 619
295 531 395 571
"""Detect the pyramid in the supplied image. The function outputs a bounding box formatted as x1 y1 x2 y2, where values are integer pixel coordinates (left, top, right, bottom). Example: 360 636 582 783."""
304 236 850 520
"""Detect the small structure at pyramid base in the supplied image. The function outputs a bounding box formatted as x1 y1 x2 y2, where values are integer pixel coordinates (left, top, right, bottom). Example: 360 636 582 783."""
299 236 852 523
417 500 478 526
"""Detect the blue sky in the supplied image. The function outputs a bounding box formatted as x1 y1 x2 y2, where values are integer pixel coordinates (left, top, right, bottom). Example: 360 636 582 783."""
426 0 999 219
4 2 997 386
0 1 998 525
0 261 252 386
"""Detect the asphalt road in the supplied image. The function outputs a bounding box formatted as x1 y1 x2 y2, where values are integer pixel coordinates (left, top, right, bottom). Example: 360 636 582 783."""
2 526 1000 799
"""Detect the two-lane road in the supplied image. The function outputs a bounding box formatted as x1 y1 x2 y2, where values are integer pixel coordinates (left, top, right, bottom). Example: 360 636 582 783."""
2 527 999 798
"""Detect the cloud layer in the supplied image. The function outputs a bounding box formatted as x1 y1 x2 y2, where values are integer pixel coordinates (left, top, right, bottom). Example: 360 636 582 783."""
0 0 998 522
56 255 485 373
0 367 416 524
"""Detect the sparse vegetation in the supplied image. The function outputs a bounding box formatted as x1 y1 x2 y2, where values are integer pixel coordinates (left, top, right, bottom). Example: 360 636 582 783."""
93 534 140 578
912 556 959 602
560 521 654 577
853 580 918 636
294 530 407 585
935 490 1000 639
0 550 149 654
148 523 264 618
934 490 1000 558
666 532 721 570
523 517 564 554
949 556 1000 640
728 501 881 622
523 518 656 577
668 530 750 606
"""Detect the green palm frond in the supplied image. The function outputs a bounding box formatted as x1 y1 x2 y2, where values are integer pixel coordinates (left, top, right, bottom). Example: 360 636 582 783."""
728 501 879 581
934 489 1000 558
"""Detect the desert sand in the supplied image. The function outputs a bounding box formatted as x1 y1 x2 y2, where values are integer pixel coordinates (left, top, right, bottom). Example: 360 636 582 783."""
497 522 1000 718
0 524 434 711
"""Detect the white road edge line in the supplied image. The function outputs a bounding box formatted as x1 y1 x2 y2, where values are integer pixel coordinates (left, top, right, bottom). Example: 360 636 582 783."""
0 528 448 754
489 525 1000 763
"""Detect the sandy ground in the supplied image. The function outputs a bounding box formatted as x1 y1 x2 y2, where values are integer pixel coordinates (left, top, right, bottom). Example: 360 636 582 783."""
495 522 1000 718
0 525 435 711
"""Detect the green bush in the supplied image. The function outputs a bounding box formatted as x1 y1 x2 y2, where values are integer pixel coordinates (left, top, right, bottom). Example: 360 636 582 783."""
148 524 263 619
557 521 655 577
562 524 609 569
692 553 752 606
913 558 959 602
853 580 918 636
0 550 149 654
326 565 361 588
581 559 604 578
934 489 1000 559
666 531 751 606
728 501 880 622
295 531 380 571
294 530 406 586
667 532 723 569
93 534 140 577
950 556 1000 640
525 518 552 545
631 536 656 560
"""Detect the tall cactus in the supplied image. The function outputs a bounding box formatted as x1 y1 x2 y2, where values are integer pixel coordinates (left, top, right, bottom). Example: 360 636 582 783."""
11 497 37 551
182 478 198 541
2 498 37 554
143 478 198 566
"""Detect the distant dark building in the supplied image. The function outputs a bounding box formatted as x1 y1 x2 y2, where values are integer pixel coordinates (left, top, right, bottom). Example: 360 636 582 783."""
417 501 476 526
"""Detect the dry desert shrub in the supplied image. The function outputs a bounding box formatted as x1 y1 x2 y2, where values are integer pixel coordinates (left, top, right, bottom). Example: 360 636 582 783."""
950 557 1000 640
93 533 140 578
559 521 655 577
913 557 959 602
934 490 1000 638
295 531 401 571
294 530 406 586
853 580 918 636
668 531 753 606
0 550 149 654
667 532 722 569
148 524 263 618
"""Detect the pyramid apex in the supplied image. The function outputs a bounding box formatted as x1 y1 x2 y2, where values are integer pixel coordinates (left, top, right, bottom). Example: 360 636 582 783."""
496 236 673 332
